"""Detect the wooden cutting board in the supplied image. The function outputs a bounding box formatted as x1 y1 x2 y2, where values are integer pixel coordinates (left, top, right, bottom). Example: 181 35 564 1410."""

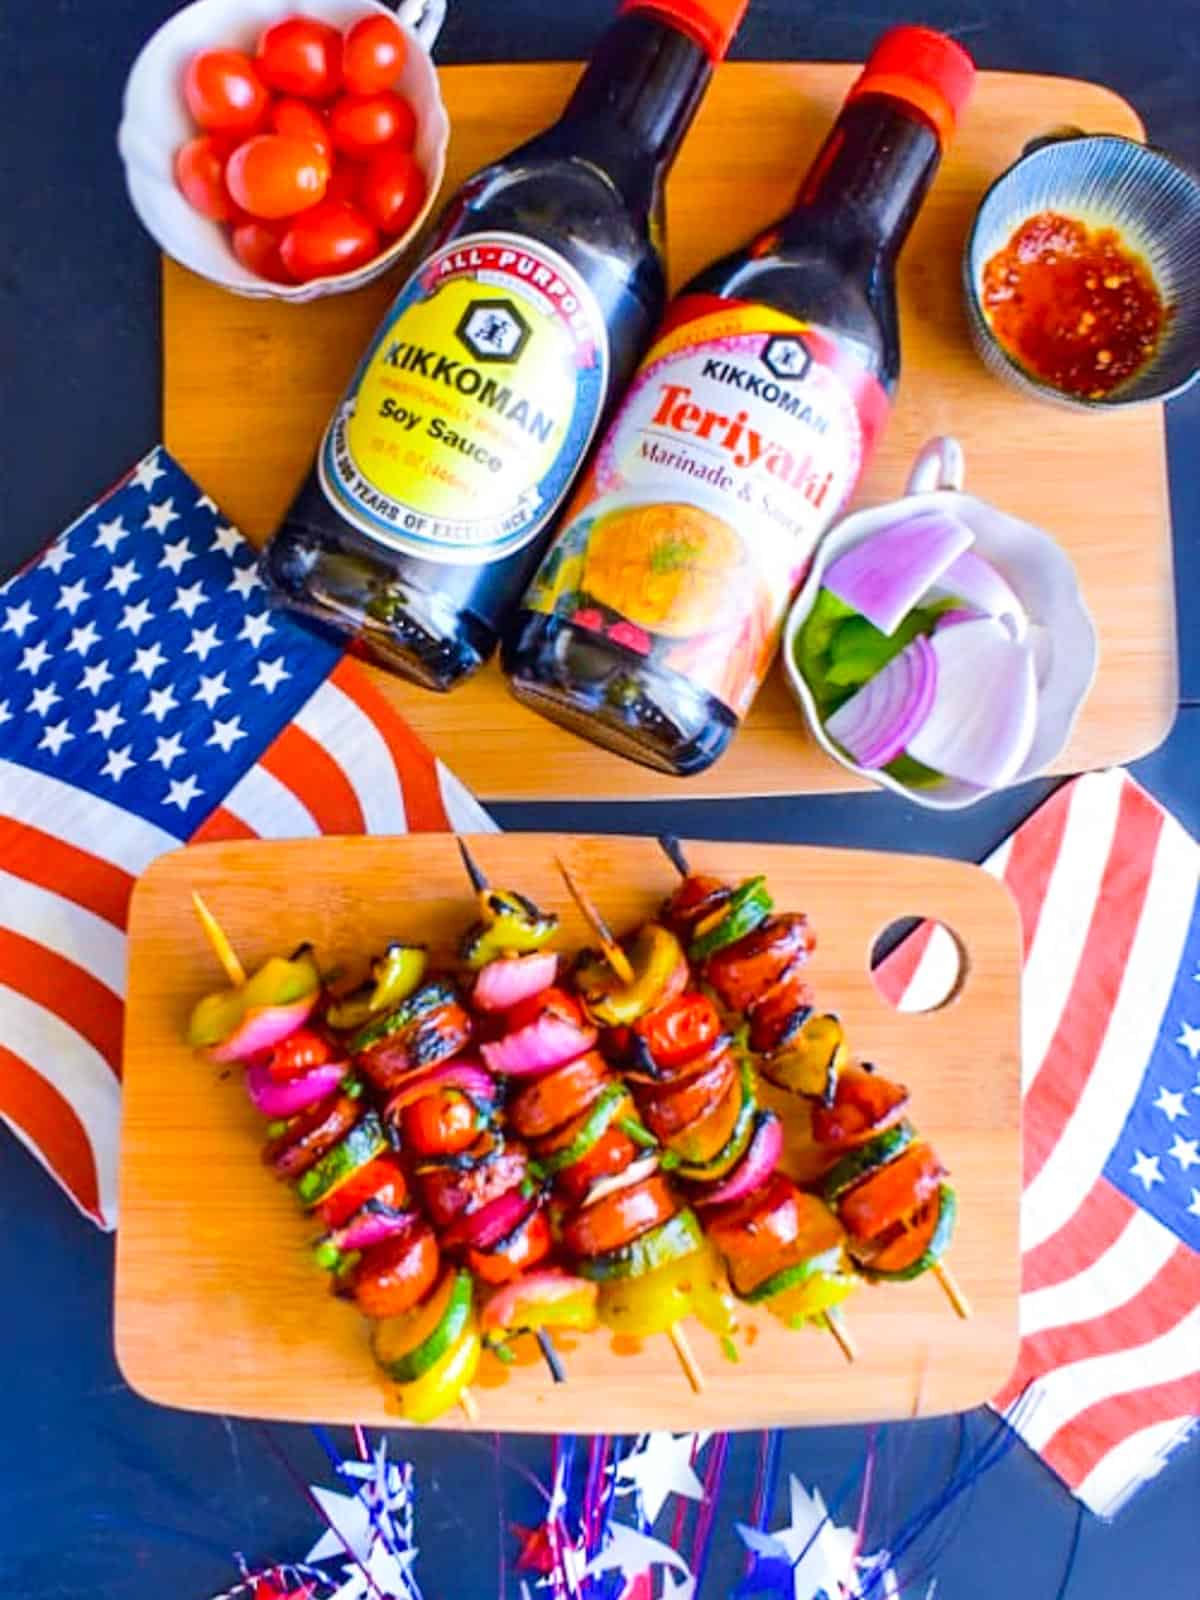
116 834 1020 1431
163 62 1177 801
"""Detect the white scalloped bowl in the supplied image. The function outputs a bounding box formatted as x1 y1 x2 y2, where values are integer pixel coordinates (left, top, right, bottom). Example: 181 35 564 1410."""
781 437 1098 811
117 0 449 301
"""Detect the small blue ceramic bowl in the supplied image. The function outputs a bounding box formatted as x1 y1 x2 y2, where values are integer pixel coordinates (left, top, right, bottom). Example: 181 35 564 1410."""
964 131 1200 409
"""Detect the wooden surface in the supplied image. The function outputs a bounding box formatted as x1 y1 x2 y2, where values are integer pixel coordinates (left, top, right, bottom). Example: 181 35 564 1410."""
116 834 1021 1431
163 62 1177 801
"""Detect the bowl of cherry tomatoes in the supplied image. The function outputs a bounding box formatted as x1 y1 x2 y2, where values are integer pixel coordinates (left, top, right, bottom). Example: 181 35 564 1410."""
118 0 449 299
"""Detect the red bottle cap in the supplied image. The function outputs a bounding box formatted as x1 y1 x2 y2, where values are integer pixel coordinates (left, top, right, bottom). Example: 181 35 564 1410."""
846 25 976 144
621 0 749 63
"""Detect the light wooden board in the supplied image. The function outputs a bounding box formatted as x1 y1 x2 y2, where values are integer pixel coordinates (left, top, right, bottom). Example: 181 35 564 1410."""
116 834 1021 1431
163 62 1177 801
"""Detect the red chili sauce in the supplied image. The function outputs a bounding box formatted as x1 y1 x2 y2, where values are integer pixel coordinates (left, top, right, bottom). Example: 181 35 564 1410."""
981 211 1168 397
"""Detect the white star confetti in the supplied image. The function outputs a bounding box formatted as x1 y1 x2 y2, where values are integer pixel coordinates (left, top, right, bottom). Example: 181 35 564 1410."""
38 719 74 757
615 1434 707 1524
584 1522 690 1586
207 715 247 753
2 599 37 638
150 732 186 771
29 684 62 718
105 559 140 596
93 516 128 554
210 523 243 558
1129 1150 1164 1191
252 656 290 693
40 541 73 575
165 773 203 810
100 743 136 781
130 452 166 492
185 623 221 662
19 640 51 675
89 704 125 741
79 659 114 696
55 578 90 615
737 1477 859 1600
118 598 153 637
1177 1021 1200 1062
132 641 167 680
145 684 181 723
170 580 207 619
143 498 180 534
229 563 263 600
1153 1087 1189 1123
66 620 100 656
239 610 273 648
1168 1134 1200 1172
194 671 230 710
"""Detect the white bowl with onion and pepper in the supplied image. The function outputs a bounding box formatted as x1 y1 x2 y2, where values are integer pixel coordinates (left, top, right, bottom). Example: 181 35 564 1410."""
781 436 1098 811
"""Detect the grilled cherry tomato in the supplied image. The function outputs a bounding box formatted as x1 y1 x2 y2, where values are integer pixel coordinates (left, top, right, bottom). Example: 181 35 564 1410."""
505 985 586 1035
269 97 333 159
562 1173 677 1258
705 914 814 1014
556 1125 639 1204
810 1066 909 1149
256 16 341 99
661 875 729 938
359 147 426 235
329 90 417 158
263 1090 360 1180
265 1024 334 1081
419 1139 529 1229
839 1142 946 1241
706 1173 806 1262
468 1207 553 1285
342 12 408 94
183 49 269 134
352 1221 439 1318
314 1151 408 1230
226 134 330 219
633 990 722 1072
231 217 289 281
400 1087 478 1157
507 1049 609 1140
175 135 236 220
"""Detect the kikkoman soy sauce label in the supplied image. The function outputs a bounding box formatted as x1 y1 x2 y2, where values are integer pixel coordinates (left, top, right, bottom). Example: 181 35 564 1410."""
319 232 609 565
526 295 889 716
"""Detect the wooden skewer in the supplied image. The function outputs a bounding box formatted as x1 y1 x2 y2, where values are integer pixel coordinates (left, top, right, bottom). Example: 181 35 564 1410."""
554 856 636 984
192 891 246 986
187 892 484 1422
933 1260 971 1320
456 836 494 920
536 1327 566 1385
668 1323 705 1394
822 1310 856 1364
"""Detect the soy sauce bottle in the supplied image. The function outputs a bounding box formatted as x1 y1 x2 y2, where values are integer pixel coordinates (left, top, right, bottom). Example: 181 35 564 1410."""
505 27 975 772
260 0 749 690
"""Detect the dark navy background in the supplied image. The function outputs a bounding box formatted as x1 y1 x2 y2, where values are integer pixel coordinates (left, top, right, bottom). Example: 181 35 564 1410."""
1 2 1197 1595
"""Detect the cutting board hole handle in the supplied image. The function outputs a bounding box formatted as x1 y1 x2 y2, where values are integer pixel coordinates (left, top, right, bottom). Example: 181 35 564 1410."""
868 916 968 1014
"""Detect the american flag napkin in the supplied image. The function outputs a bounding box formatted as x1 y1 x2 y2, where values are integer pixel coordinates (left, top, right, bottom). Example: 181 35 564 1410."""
878 770 1200 1516
0 447 494 1233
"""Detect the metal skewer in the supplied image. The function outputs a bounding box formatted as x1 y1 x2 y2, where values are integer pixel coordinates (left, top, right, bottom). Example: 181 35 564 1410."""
188 893 484 1422
657 834 691 879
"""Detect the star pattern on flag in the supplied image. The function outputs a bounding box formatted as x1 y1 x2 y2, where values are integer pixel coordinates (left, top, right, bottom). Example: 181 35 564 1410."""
0 446 341 837
1177 1020 1200 1061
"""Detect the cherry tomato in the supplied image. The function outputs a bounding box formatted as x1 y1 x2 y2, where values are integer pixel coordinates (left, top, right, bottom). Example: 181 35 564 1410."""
175 135 236 221
634 990 722 1072
256 16 341 98
269 97 332 160
329 91 417 159
279 198 380 280
232 218 289 282
226 134 329 219
359 146 426 236
265 1024 334 1081
400 1088 478 1157
352 1222 439 1319
324 162 361 206
342 13 408 94
184 49 269 134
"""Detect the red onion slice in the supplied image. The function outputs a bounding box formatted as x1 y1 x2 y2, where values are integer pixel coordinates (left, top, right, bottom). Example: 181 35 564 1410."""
907 618 1038 787
384 1060 496 1121
930 549 1027 640
481 1015 598 1077
824 510 975 636
694 1114 783 1208
824 634 938 769
245 1059 346 1117
474 952 559 1013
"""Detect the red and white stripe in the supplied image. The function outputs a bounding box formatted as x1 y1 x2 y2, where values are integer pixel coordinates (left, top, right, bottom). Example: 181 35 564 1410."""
1 660 494 1232
877 770 1200 1514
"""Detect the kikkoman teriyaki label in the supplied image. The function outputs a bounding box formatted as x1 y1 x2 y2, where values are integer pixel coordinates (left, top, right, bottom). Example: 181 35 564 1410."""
319 232 609 565
525 295 889 717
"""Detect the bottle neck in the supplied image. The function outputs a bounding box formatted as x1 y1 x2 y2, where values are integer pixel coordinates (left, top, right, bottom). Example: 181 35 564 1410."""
559 13 713 180
786 95 943 264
